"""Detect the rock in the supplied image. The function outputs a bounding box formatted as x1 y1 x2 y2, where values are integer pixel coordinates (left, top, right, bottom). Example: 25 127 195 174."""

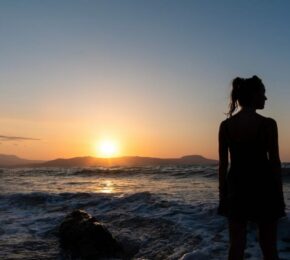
59 209 123 259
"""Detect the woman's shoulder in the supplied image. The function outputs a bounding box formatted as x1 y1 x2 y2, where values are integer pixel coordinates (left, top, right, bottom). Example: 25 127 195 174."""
219 114 237 127
258 115 278 128
219 118 230 130
256 116 279 138
219 114 278 130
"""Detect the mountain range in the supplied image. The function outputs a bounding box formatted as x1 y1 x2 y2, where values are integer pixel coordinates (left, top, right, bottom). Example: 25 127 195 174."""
0 154 218 167
0 154 44 167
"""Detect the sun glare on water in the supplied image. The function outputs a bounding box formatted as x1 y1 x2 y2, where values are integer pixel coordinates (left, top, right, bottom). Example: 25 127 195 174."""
97 139 119 158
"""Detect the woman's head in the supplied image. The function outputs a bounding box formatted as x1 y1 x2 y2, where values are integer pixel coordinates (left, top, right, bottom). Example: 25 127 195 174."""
228 75 266 117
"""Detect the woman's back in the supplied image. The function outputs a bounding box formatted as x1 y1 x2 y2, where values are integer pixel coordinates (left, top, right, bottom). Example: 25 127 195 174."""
225 111 265 142
225 111 269 170
220 110 285 221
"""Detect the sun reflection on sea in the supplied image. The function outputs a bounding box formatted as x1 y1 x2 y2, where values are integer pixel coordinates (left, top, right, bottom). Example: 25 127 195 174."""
99 180 114 193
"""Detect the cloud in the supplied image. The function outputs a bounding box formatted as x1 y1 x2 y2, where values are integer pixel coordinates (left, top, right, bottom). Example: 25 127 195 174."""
0 135 40 141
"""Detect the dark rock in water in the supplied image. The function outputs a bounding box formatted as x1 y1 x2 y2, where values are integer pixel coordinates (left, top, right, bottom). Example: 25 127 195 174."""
59 209 124 259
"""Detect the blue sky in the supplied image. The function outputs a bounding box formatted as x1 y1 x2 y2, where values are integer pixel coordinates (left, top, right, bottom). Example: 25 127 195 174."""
1 0 290 160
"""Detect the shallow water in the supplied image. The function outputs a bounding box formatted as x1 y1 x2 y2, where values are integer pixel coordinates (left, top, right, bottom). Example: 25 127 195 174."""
0 166 289 259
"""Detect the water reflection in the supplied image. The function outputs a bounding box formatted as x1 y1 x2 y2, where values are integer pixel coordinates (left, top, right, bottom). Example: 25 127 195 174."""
99 180 114 193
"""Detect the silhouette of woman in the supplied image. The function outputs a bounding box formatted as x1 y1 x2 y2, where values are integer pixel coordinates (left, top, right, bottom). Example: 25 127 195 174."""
218 76 286 260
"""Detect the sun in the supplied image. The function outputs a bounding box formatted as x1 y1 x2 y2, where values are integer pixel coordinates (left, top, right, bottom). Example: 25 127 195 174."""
97 139 119 158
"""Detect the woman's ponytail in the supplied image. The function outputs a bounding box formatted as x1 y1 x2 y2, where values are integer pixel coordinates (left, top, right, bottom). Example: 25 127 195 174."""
228 77 243 117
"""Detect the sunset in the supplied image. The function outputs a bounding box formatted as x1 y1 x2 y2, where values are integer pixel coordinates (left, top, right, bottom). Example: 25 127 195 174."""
0 1 290 259
1 1 290 162
97 139 120 158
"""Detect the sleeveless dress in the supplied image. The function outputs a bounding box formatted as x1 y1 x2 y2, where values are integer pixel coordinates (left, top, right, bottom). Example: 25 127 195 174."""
218 118 286 222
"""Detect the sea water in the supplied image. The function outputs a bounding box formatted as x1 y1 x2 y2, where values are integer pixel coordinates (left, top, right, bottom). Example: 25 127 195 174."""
0 166 289 260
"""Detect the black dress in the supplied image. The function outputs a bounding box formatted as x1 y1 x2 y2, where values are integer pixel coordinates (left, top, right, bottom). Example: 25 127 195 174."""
218 117 286 222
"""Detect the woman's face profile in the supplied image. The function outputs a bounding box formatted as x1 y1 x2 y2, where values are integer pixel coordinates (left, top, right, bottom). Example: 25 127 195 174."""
254 87 267 110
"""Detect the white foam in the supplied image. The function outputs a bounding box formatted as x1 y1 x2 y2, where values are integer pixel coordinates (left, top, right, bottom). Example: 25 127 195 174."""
0 166 289 259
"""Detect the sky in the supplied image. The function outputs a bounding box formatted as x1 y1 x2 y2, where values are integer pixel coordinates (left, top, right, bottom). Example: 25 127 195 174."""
1 0 290 161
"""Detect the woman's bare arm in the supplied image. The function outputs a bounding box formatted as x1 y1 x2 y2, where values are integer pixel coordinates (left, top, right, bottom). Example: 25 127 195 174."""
267 118 281 171
218 121 229 198
266 118 284 197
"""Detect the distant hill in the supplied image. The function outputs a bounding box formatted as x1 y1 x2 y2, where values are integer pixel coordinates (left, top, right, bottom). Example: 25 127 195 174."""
33 155 218 167
0 154 44 167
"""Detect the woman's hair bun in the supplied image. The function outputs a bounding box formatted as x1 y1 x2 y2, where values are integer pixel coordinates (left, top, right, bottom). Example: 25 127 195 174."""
251 75 262 83
232 77 244 90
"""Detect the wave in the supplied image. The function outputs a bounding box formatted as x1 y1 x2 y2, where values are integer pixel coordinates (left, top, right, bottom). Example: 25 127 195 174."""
0 165 218 178
0 189 290 259
0 192 109 210
1 164 289 260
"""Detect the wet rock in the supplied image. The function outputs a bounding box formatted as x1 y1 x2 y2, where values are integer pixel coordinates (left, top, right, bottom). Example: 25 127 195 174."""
59 209 123 259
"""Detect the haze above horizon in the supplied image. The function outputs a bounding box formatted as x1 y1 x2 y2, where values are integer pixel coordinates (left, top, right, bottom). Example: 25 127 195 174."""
1 1 290 161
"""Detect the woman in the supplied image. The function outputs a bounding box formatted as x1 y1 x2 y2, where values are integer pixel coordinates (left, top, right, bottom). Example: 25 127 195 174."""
218 76 286 260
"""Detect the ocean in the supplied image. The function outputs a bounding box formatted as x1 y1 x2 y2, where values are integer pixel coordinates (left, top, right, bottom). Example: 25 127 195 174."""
0 166 289 260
